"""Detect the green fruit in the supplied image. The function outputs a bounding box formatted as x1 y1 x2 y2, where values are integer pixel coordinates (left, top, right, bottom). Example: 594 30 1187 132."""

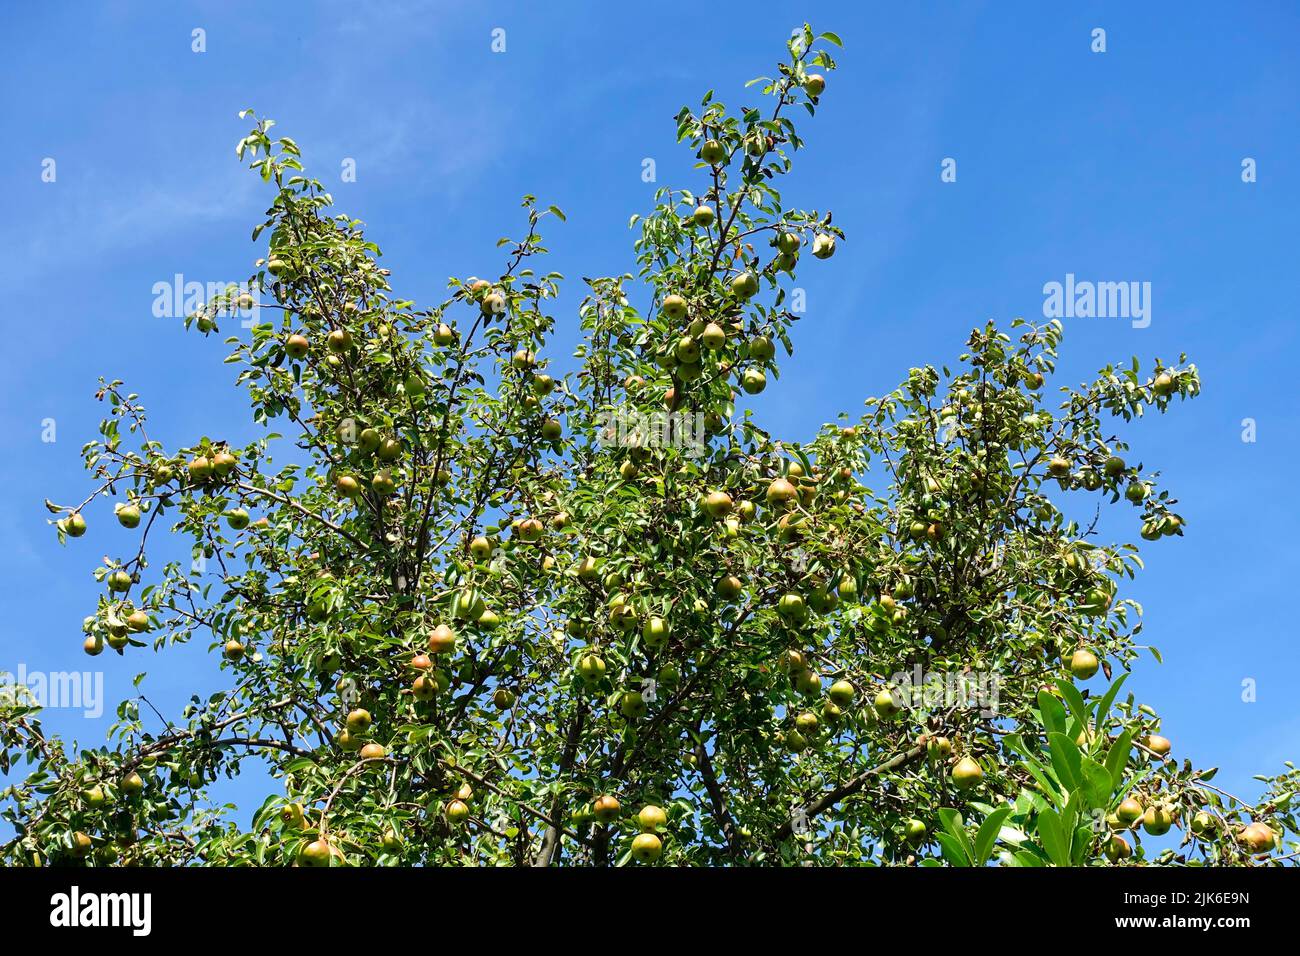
427 623 458 654
807 586 838 614
803 74 825 96
662 295 688 321
1117 797 1144 825
1152 372 1175 397
285 333 309 359
637 805 667 833
346 708 372 733
1142 805 1174 836
766 477 798 508
1239 822 1276 853
107 570 132 593
701 322 726 350
412 674 440 701
702 490 733 519
1145 735 1172 757
1080 587 1113 616
1104 835 1132 862
828 680 855 707
577 654 606 684
748 335 775 361
795 669 821 695
1103 455 1126 477
951 757 983 790
620 691 647 720
873 689 902 719
188 456 214 483
300 839 333 867
593 795 621 822
225 508 250 530
642 616 670 649
630 832 662 863
692 205 716 227
730 272 759 300
904 819 927 843
1069 649 1099 680
121 771 144 796
492 688 515 709
325 329 351 354
675 335 700 364
741 368 767 394
812 234 836 259
715 575 743 600
65 513 87 537
116 504 141 529
700 139 726 165
777 593 807 622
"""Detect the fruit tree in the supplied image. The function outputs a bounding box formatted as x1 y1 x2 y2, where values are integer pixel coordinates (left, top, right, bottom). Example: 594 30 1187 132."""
3 26 1295 867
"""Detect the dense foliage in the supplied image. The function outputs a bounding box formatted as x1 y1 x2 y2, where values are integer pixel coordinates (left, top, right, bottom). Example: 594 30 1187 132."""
3 26 1295 867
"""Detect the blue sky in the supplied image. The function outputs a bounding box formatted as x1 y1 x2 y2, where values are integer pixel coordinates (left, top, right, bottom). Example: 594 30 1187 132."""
2 1 1298 833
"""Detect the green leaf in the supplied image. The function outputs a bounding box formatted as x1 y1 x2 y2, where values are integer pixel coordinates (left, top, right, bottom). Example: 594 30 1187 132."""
1037 690 1067 736
1036 808 1071 866
938 808 975 862
1054 677 1091 727
1093 674 1129 731
934 832 971 867
1081 757 1115 808
1104 728 1133 789
1047 732 1082 791
974 807 1011 865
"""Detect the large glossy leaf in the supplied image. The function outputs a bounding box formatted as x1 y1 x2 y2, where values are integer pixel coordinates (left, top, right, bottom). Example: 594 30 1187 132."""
1036 807 1071 866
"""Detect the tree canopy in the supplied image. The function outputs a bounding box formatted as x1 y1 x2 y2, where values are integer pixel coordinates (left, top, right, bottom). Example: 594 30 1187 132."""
3 26 1295 868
